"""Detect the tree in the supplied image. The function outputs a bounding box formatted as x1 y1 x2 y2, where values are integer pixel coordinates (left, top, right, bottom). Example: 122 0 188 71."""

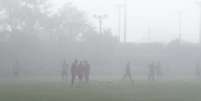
54 3 89 41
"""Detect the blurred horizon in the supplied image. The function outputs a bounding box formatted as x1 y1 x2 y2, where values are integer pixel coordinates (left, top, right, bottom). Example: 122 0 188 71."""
51 0 201 43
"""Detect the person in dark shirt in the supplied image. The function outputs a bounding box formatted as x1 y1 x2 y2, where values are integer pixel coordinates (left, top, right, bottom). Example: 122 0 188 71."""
148 62 155 81
71 59 78 85
83 60 90 83
13 60 20 77
122 62 133 82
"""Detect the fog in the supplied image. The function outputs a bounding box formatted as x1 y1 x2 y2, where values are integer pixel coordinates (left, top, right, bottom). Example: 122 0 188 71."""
70 0 200 43
0 0 201 101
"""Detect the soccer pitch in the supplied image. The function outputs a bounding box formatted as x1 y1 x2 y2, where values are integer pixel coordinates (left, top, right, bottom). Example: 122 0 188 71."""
0 80 201 101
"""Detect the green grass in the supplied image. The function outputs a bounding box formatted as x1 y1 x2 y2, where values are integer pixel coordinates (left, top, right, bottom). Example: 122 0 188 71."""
0 80 201 101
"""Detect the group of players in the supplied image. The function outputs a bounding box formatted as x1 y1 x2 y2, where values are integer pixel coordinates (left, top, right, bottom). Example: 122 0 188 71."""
62 60 163 85
122 61 163 82
62 59 90 85
13 59 200 85
148 62 162 81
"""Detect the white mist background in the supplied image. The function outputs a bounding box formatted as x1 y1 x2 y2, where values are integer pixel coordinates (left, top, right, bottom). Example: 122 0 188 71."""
51 0 200 43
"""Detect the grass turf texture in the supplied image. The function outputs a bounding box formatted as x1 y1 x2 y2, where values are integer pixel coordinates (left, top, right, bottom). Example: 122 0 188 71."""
0 80 201 101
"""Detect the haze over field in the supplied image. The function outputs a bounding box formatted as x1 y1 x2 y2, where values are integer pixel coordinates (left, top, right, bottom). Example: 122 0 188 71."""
52 0 201 43
0 0 201 101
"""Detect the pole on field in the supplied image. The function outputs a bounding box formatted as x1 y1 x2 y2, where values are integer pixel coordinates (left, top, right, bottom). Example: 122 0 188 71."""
196 1 201 44
123 0 128 42
94 14 107 34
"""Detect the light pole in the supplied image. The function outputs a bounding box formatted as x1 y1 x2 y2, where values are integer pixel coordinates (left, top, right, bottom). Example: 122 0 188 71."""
196 1 201 44
123 0 128 42
94 14 107 34
116 4 124 41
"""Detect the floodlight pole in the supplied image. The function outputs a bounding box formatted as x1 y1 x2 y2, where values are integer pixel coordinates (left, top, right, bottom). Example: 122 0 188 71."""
117 4 124 41
94 14 107 34
118 5 122 41
123 0 128 42
196 1 201 44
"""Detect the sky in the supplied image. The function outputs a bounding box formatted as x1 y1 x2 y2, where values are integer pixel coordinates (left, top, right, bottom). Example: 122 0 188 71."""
52 0 201 43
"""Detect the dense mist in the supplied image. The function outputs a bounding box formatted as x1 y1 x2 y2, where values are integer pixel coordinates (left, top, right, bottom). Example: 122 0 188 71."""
0 0 201 101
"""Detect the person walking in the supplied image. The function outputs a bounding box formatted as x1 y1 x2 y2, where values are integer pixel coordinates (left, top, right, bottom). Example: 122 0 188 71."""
122 62 133 82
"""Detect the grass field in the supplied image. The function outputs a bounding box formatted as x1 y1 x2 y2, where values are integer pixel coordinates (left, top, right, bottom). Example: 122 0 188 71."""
0 79 201 101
